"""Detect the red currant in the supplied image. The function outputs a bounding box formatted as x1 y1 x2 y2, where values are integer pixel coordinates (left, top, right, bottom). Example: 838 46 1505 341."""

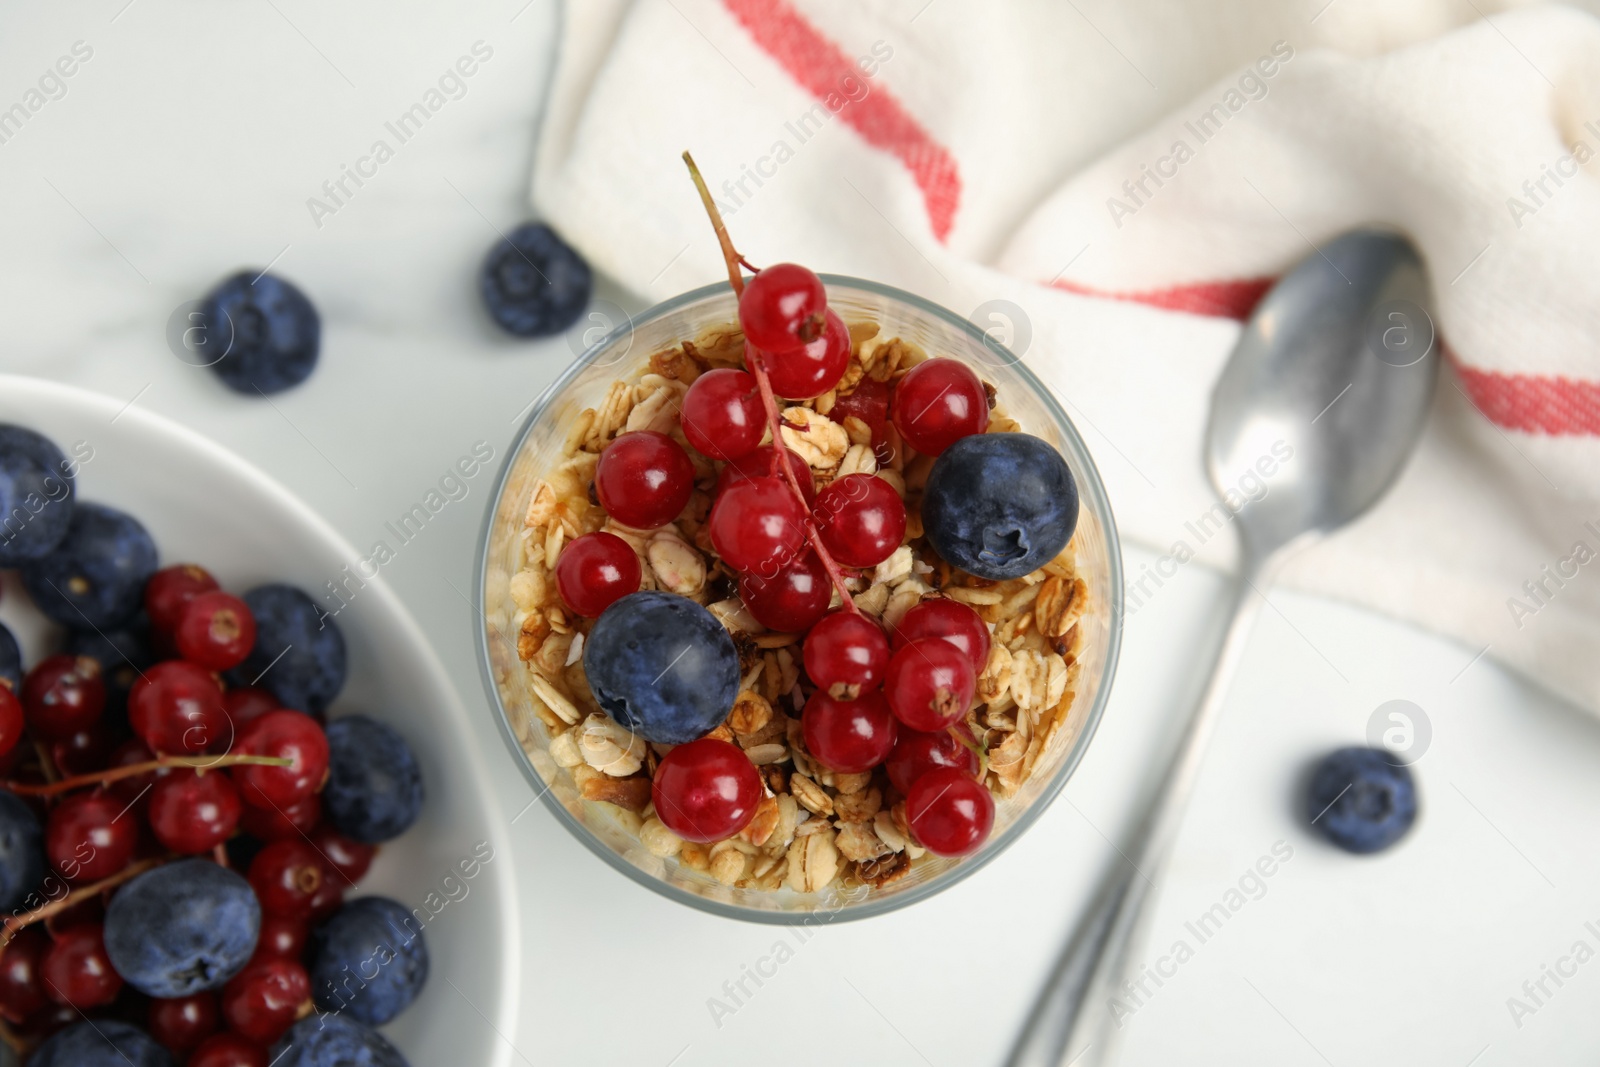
891 357 989 456
221 956 309 1043
190 1032 268 1067
651 738 761 843
906 766 994 856
738 550 831 633
306 873 343 922
176 591 257 671
738 262 827 352
41 924 122 1009
222 687 280 729
248 840 326 918
106 737 159 815
145 564 220 632
762 309 849 400
45 792 136 883
49 727 112 777
20 655 105 740
254 913 309 960
802 611 890 699
555 532 642 618
708 476 807 575
0 927 48 1024
308 825 374 885
813 473 906 568
885 729 980 794
716 445 814 504
680 368 764 459
149 991 221 1055
232 710 328 808
829 378 890 435
149 769 241 854
129 660 227 755
891 597 991 674
802 690 897 773
594 431 695 529
239 793 320 841
0 685 23 761
884 638 976 732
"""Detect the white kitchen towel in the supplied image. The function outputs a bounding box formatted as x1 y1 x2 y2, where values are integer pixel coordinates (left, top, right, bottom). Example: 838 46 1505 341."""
531 0 1600 713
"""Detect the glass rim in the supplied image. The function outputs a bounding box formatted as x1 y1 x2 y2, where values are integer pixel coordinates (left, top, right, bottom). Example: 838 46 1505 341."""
474 274 1125 925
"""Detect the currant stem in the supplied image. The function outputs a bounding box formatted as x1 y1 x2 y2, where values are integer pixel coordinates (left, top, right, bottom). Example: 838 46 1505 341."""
0 855 164 948
949 720 990 781
683 150 864 618
3 754 294 798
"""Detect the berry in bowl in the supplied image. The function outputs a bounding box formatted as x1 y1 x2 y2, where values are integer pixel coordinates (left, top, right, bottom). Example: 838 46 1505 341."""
476 159 1122 922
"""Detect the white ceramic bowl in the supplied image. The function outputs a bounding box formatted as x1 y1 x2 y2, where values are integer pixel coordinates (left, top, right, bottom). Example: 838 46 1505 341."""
0 375 519 1066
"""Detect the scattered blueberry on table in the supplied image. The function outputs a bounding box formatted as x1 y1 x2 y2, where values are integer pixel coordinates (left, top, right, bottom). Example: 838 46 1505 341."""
1306 745 1418 854
480 221 593 337
197 271 322 395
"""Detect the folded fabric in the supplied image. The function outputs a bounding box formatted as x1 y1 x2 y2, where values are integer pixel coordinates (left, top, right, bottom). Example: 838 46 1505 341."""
531 0 1600 713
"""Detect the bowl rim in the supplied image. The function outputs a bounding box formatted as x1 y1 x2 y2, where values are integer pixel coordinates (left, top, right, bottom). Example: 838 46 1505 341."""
475 274 1124 925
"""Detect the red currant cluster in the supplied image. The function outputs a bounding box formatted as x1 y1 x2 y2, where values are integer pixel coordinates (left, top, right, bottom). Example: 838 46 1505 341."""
0 563 377 1064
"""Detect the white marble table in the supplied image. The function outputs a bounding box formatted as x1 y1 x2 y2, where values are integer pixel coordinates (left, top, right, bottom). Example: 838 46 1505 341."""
4 4 1599 1065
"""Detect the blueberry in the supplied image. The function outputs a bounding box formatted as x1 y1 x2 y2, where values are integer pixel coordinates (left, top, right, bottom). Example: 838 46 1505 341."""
228 584 346 715
1306 746 1418 854
583 592 740 745
922 433 1078 581
26 1020 173 1067
198 271 321 395
0 791 45 913
0 424 76 566
310 896 428 1026
20 502 158 630
61 616 155 730
322 715 424 844
104 858 261 997
480 222 592 337
0 621 20 692
272 1013 410 1067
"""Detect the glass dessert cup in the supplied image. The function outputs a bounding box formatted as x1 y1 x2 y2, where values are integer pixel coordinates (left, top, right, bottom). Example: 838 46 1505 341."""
476 276 1123 923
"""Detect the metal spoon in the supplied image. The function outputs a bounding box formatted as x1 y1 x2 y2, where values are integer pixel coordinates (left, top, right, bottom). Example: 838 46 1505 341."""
1008 230 1438 1067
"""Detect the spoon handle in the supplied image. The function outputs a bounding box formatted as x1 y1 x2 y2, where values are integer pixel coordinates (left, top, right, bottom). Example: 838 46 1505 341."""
1008 560 1271 1067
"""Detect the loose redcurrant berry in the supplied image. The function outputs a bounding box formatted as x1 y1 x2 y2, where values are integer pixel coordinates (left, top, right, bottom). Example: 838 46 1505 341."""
232 709 328 808
708 476 807 575
0 685 23 761
651 738 761 843
891 357 989 456
594 431 695 529
715 445 814 504
738 551 831 633
149 991 221 1055
145 564 220 632
884 638 976 732
254 914 309 960
555 532 642 618
247 839 325 918
190 1032 268 1067
813 473 906 568
41 924 122 1009
222 687 280 730
221 956 309 1043
176 591 257 671
762 309 849 400
890 597 991 674
239 793 320 841
45 792 136 883
802 690 897 773
148 769 242 853
0 927 48 1024
885 729 980 794
738 262 827 352
802 611 890 699
129 660 227 754
680 368 764 459
906 766 995 856
21 655 105 740
308 824 375 885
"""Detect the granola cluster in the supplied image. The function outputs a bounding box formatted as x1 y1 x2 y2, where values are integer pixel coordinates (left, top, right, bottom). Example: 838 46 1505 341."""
507 320 1090 894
